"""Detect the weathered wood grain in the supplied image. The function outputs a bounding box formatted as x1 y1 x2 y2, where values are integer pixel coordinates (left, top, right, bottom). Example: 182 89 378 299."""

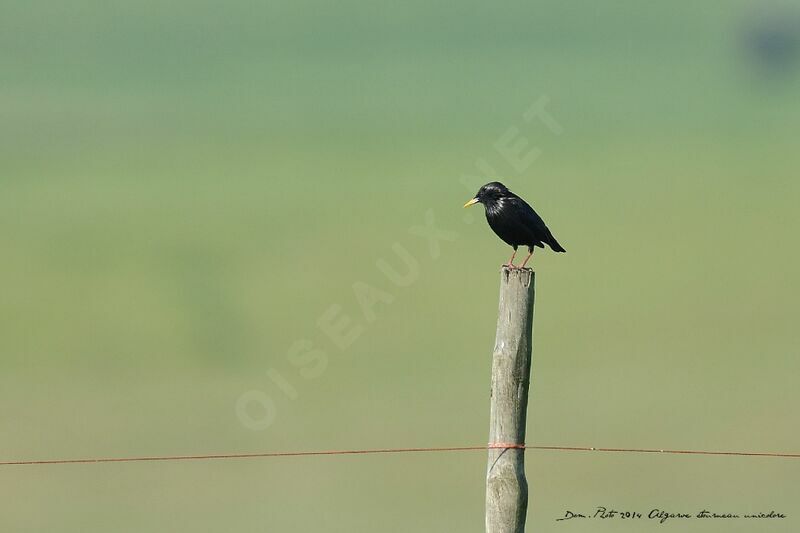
486 266 535 533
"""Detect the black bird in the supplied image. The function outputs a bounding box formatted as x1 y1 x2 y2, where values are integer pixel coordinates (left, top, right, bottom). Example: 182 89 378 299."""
464 182 565 269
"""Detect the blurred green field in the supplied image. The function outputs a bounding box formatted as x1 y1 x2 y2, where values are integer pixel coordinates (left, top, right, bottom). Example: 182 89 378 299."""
2 1 800 531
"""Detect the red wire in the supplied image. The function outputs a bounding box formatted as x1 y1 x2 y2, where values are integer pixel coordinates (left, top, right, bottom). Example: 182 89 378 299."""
1 444 798 466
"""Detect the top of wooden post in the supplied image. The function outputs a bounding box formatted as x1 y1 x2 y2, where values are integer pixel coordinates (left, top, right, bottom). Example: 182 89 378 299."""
499 266 534 288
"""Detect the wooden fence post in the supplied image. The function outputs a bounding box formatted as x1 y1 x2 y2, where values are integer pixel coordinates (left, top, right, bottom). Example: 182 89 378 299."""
486 266 535 533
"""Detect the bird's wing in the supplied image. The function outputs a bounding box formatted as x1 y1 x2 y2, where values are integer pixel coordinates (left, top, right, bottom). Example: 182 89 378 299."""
510 197 565 251
509 198 547 234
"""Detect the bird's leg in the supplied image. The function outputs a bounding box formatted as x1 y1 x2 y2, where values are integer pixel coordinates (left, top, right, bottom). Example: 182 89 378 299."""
504 248 518 269
520 248 534 269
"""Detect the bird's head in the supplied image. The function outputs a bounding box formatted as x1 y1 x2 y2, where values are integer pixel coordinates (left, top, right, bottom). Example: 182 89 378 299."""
463 182 511 209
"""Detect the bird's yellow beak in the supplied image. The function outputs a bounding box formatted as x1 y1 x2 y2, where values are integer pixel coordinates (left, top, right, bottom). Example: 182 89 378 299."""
463 198 479 208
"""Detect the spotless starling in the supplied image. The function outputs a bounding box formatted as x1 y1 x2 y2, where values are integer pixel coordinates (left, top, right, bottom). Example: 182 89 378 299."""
464 182 565 269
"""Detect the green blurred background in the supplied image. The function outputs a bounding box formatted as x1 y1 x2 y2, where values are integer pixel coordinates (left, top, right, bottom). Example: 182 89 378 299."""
2 1 799 531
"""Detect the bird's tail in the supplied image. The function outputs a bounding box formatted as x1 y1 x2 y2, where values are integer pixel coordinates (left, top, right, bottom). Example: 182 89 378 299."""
546 229 566 253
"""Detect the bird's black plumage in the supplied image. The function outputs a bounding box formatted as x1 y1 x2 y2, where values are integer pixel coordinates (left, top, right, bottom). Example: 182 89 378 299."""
464 182 565 268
